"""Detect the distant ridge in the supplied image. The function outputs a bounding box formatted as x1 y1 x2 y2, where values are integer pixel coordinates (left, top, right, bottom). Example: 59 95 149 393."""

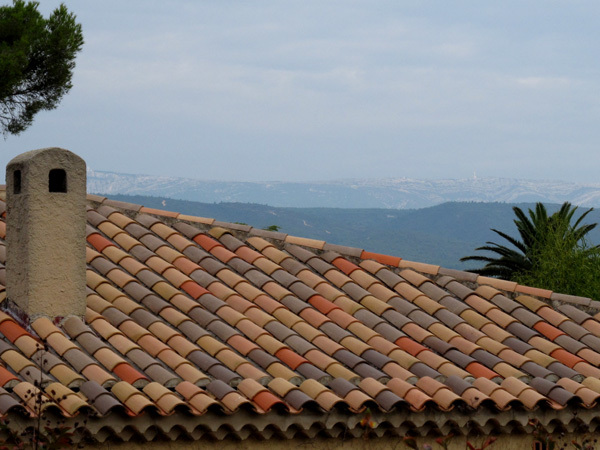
102 194 600 270
87 169 600 209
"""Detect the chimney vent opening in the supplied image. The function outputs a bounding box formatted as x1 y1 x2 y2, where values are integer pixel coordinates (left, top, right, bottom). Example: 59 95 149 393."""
49 168 67 192
13 170 21 194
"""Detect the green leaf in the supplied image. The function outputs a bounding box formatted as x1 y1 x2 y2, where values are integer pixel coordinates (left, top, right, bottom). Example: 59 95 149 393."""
0 0 83 135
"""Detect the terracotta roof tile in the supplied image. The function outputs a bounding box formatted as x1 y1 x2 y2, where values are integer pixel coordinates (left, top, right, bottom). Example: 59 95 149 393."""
7 191 600 442
0 320 31 344
87 233 115 253
361 251 401 267
533 321 566 342
0 366 19 388
477 276 517 292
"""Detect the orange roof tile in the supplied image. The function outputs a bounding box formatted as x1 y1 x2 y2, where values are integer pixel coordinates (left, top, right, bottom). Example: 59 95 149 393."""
360 251 401 267
2 187 600 444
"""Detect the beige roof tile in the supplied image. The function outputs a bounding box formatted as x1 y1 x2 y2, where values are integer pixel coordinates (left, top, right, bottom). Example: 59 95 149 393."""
2 187 600 444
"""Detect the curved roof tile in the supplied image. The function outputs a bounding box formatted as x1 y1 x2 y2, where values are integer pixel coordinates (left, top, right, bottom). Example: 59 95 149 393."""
1 193 600 443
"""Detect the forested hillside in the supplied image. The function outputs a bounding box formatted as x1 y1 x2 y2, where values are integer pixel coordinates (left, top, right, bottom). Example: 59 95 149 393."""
104 195 600 270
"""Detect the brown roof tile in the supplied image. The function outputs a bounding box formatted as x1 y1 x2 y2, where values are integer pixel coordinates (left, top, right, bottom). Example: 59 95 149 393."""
5 188 600 443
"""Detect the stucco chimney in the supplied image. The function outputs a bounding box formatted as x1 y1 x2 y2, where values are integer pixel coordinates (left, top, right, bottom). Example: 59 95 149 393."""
5 148 86 321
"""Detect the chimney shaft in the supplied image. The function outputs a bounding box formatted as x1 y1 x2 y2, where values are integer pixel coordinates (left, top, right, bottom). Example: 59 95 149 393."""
6 148 86 321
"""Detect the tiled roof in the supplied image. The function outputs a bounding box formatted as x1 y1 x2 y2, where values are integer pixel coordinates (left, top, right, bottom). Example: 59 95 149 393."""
1 190 600 442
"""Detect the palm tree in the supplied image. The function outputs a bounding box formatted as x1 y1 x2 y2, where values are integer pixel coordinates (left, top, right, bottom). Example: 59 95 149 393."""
461 202 598 279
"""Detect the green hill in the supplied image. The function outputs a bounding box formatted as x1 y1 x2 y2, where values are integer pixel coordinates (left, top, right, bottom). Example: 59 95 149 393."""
104 195 600 270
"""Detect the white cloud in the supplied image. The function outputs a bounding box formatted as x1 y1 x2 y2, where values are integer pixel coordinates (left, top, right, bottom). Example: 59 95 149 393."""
515 76 571 89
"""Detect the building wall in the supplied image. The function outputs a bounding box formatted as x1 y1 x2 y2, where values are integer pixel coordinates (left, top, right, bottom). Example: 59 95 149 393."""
87 433 597 450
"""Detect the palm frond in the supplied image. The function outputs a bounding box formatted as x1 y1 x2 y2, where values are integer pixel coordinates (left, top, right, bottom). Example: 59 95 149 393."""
461 201 598 280
490 228 527 254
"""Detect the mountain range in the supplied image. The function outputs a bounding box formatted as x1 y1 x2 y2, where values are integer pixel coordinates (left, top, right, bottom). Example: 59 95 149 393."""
100 194 600 271
87 169 600 209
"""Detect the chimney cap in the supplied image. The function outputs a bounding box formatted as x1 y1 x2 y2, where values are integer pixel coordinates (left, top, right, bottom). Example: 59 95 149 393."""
8 147 84 167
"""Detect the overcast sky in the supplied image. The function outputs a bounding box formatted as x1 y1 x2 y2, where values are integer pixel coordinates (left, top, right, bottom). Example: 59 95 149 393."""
2 1 600 183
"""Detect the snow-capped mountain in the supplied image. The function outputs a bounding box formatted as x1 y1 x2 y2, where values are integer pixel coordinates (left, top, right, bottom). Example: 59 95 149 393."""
87 169 600 209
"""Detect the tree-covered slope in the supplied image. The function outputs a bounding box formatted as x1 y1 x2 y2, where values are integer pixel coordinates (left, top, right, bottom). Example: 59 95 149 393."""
104 195 600 270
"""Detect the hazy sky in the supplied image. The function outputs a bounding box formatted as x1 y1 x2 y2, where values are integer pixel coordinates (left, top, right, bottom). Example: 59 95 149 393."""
3 1 600 183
